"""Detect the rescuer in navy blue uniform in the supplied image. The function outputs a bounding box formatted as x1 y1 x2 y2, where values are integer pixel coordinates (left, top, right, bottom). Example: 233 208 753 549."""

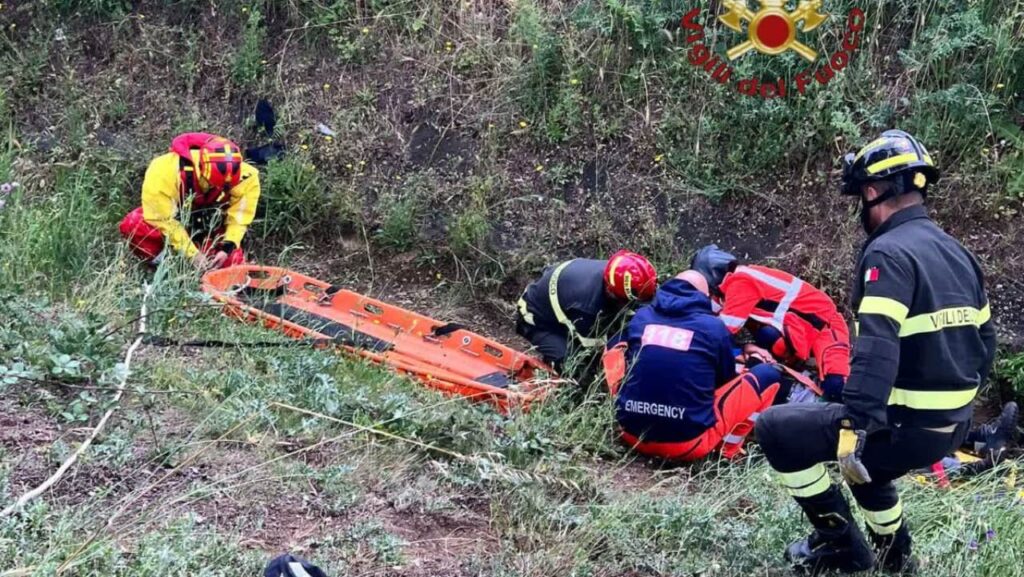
755 130 997 575
516 251 657 373
613 271 782 461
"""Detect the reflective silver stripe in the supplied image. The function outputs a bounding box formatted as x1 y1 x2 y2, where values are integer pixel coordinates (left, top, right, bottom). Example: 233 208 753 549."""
774 277 804 326
737 266 791 292
723 434 745 445
720 314 746 328
736 266 804 328
748 412 760 422
288 563 313 577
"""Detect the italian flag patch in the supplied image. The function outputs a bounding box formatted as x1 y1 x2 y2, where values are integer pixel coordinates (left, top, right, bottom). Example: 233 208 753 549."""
864 267 880 283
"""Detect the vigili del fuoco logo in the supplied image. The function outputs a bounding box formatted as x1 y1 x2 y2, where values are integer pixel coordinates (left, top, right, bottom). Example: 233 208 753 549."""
681 1 865 98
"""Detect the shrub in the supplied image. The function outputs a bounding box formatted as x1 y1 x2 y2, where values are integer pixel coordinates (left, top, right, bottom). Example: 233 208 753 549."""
231 5 266 88
256 156 332 240
374 195 419 251
0 166 123 294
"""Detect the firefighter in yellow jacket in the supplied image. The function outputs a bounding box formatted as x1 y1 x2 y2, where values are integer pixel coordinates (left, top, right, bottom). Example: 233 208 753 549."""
119 133 260 269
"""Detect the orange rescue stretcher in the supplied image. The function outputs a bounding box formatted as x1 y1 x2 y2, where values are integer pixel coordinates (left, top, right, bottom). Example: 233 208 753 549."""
202 265 559 412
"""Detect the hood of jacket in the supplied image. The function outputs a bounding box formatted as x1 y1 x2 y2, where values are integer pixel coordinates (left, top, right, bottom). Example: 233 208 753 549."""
652 278 715 317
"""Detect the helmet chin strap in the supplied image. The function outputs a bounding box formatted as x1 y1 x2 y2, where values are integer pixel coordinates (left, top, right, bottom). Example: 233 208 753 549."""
859 176 907 232
860 187 898 233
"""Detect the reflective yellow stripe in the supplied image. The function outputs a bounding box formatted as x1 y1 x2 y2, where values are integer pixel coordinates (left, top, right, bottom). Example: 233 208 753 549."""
517 297 535 326
855 137 892 161
858 296 909 325
923 153 934 166
862 502 903 535
977 303 991 325
777 464 831 498
888 386 977 410
899 305 988 337
549 261 603 348
606 255 624 289
866 153 918 175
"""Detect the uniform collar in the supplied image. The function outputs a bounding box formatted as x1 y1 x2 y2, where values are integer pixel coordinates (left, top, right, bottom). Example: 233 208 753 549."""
866 204 930 243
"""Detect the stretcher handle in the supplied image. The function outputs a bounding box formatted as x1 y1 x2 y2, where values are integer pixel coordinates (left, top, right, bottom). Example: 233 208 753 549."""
430 322 465 337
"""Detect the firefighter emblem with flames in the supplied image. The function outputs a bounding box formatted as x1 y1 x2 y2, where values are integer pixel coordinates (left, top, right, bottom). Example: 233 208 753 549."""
719 0 829 62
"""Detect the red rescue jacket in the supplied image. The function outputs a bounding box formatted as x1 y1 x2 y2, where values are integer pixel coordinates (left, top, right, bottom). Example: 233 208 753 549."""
718 265 850 379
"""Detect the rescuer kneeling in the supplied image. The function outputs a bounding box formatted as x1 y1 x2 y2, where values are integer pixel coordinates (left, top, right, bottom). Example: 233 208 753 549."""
610 270 782 461
755 130 996 575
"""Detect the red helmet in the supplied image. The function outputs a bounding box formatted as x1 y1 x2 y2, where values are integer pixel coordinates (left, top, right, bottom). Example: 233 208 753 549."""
604 250 657 302
196 136 243 191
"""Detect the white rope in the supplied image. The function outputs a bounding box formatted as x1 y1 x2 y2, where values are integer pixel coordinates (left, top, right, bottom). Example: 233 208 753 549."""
0 282 154 518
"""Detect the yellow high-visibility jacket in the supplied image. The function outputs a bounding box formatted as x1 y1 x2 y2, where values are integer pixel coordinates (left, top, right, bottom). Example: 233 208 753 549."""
141 152 261 258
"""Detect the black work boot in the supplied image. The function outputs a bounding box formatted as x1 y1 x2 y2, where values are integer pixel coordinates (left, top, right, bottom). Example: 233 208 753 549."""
786 485 875 575
870 524 918 575
963 401 1018 475
983 401 1018 461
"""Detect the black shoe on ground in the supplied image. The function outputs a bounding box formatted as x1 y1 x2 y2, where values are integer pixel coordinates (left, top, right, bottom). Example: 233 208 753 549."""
985 401 1019 461
870 524 918 575
786 527 875 575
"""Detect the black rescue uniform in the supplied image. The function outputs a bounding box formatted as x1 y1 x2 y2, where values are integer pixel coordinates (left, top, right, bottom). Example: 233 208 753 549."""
756 204 996 539
516 259 624 370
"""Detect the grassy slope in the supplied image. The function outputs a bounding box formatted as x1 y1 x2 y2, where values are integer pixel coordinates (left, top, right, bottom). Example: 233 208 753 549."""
1 1 1024 575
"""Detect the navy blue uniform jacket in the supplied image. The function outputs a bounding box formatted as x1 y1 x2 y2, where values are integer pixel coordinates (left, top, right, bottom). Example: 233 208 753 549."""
614 279 737 443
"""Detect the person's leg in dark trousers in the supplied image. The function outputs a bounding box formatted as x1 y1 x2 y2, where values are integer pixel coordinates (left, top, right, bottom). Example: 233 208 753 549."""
850 424 968 573
756 403 874 574
757 403 969 574
515 315 569 373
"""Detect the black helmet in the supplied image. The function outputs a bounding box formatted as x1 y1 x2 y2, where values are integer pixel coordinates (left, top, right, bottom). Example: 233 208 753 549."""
690 244 737 294
841 130 940 196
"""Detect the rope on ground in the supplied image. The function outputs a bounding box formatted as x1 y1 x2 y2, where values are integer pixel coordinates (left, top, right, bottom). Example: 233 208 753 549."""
0 282 154 519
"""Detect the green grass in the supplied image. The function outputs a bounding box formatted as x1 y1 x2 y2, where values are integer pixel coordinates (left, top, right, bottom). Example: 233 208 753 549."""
232 4 267 89
1 235 1021 575
0 1 1023 575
